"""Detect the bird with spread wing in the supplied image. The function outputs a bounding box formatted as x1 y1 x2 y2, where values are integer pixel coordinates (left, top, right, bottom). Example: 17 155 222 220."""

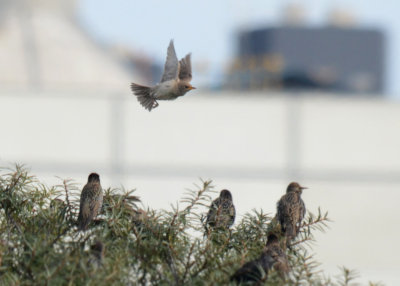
131 40 195 111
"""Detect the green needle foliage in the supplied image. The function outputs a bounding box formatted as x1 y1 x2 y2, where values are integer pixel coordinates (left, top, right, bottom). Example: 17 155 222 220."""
0 165 384 285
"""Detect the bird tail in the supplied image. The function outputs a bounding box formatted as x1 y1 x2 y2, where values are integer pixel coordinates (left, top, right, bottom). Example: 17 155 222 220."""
78 217 88 230
285 224 296 239
130 83 158 111
283 223 297 247
77 213 89 231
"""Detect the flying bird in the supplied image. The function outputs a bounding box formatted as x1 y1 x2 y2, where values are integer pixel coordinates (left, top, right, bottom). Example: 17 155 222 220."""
131 40 195 111
77 173 103 231
205 189 236 233
276 182 307 244
230 234 289 284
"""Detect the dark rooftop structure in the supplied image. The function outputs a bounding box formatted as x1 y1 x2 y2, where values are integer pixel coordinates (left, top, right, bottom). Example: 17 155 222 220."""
226 27 385 94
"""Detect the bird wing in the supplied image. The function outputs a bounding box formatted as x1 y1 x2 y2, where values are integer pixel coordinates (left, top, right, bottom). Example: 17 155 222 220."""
78 185 93 229
300 199 306 222
276 197 286 225
80 198 91 221
295 199 306 233
232 258 267 282
90 190 103 217
178 54 192 81
161 40 179 82
228 202 236 227
268 246 289 274
206 198 219 226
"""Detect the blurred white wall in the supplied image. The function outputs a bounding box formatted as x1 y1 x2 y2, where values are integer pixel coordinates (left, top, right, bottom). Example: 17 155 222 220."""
1 90 399 284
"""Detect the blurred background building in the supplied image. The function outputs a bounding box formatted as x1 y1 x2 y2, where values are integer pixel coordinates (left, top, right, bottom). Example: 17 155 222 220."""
227 26 384 93
0 0 154 91
1 0 400 285
226 4 385 93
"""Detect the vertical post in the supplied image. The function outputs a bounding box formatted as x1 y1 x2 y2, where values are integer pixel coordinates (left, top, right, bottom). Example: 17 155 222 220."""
286 94 301 180
19 4 42 89
109 94 126 184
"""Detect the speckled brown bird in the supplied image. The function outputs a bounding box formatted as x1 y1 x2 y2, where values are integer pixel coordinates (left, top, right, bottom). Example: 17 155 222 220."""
277 182 307 243
230 234 289 284
77 173 103 231
205 189 235 232
131 40 195 111
88 241 104 270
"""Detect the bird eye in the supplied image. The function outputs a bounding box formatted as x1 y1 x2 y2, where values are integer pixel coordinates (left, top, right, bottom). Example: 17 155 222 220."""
185 85 189 89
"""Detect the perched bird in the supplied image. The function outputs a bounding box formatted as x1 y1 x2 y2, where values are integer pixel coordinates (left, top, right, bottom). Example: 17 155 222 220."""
88 241 104 270
266 235 290 276
131 40 196 111
77 173 103 231
276 182 307 244
205 189 236 232
230 234 289 284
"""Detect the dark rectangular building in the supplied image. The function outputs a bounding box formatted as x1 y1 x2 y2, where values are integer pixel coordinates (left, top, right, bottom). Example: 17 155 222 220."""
231 26 385 93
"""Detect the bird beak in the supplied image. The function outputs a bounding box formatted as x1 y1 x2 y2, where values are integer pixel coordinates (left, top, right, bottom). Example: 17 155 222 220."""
189 86 196 90
300 186 308 190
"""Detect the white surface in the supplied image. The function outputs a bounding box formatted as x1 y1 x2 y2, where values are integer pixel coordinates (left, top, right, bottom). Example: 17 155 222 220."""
1 91 399 285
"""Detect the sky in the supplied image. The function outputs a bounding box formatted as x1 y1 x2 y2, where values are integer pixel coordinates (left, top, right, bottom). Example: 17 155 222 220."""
78 0 400 99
